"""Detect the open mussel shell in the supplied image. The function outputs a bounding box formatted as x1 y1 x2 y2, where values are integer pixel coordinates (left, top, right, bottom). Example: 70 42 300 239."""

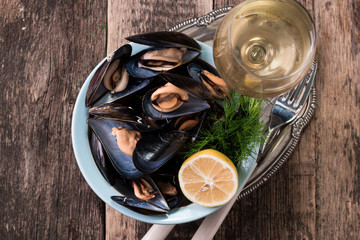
188 61 230 99
174 111 207 142
111 175 170 213
142 87 210 120
187 58 220 79
87 118 143 179
89 102 141 121
132 130 190 174
88 102 158 132
159 72 213 102
111 196 168 214
85 44 132 107
93 76 154 106
85 60 110 107
88 129 116 185
126 31 201 51
125 47 200 79
152 173 183 210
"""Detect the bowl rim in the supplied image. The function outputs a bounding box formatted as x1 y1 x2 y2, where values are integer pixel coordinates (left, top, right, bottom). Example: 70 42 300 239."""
71 42 257 224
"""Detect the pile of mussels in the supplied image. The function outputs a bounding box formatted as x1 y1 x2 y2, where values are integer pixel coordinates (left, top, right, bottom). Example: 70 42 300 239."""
85 31 229 214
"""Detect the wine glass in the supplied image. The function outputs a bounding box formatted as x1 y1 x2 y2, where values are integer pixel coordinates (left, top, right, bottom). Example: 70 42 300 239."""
213 0 316 98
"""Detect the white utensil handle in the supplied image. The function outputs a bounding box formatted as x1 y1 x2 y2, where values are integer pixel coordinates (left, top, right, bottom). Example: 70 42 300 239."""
142 224 175 240
191 193 238 240
192 163 258 240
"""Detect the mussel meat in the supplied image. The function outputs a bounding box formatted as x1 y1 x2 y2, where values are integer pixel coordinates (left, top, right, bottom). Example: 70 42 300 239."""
112 126 141 156
85 44 132 107
154 174 183 210
103 60 129 93
174 114 200 132
126 47 199 79
87 118 143 179
187 62 230 99
143 84 209 120
151 82 189 113
111 175 170 213
139 47 187 71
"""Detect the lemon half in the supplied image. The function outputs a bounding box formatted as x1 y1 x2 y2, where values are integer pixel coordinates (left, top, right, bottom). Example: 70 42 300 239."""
178 149 238 207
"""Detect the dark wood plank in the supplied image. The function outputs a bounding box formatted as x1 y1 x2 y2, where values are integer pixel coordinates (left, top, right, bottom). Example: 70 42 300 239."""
106 1 212 239
0 0 107 239
314 0 360 238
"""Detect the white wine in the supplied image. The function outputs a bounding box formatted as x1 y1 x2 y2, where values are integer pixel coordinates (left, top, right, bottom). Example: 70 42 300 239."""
213 0 315 98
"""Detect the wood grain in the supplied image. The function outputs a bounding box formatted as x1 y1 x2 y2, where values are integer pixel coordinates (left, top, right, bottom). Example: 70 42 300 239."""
1 0 359 239
0 0 107 239
107 0 213 53
314 0 360 238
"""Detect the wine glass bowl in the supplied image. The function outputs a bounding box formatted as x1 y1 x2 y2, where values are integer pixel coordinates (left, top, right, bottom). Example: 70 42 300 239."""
213 0 316 98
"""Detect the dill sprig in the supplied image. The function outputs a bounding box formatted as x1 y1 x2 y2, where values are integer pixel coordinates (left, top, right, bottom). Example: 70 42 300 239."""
185 90 265 167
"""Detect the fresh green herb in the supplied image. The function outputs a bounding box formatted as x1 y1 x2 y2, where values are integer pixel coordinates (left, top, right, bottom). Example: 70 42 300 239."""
185 90 265 167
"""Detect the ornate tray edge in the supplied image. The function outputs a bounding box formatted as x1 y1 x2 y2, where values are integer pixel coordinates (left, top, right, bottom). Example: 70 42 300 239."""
168 7 232 32
239 85 316 198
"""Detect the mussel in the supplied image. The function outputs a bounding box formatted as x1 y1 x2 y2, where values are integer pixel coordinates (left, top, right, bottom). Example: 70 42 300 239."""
85 44 132 107
87 118 143 179
88 129 116 185
132 113 204 174
92 74 155 107
187 61 230 99
103 60 129 93
153 174 182 210
132 130 189 174
151 82 189 113
88 102 159 131
142 82 210 120
111 175 170 213
125 31 201 79
174 111 206 141
126 47 200 79
159 72 213 102
139 47 187 71
89 102 142 122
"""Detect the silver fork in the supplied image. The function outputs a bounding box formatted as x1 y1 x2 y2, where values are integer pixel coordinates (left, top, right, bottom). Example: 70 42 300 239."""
258 61 317 159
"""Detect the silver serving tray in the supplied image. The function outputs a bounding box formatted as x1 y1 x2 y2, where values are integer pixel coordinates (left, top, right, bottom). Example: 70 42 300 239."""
169 7 316 198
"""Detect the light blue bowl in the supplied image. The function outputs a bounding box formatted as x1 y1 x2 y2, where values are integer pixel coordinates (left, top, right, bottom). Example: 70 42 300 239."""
71 42 257 224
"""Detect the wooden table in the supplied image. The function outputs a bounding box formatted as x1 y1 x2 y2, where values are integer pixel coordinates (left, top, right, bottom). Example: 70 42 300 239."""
1 0 359 239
